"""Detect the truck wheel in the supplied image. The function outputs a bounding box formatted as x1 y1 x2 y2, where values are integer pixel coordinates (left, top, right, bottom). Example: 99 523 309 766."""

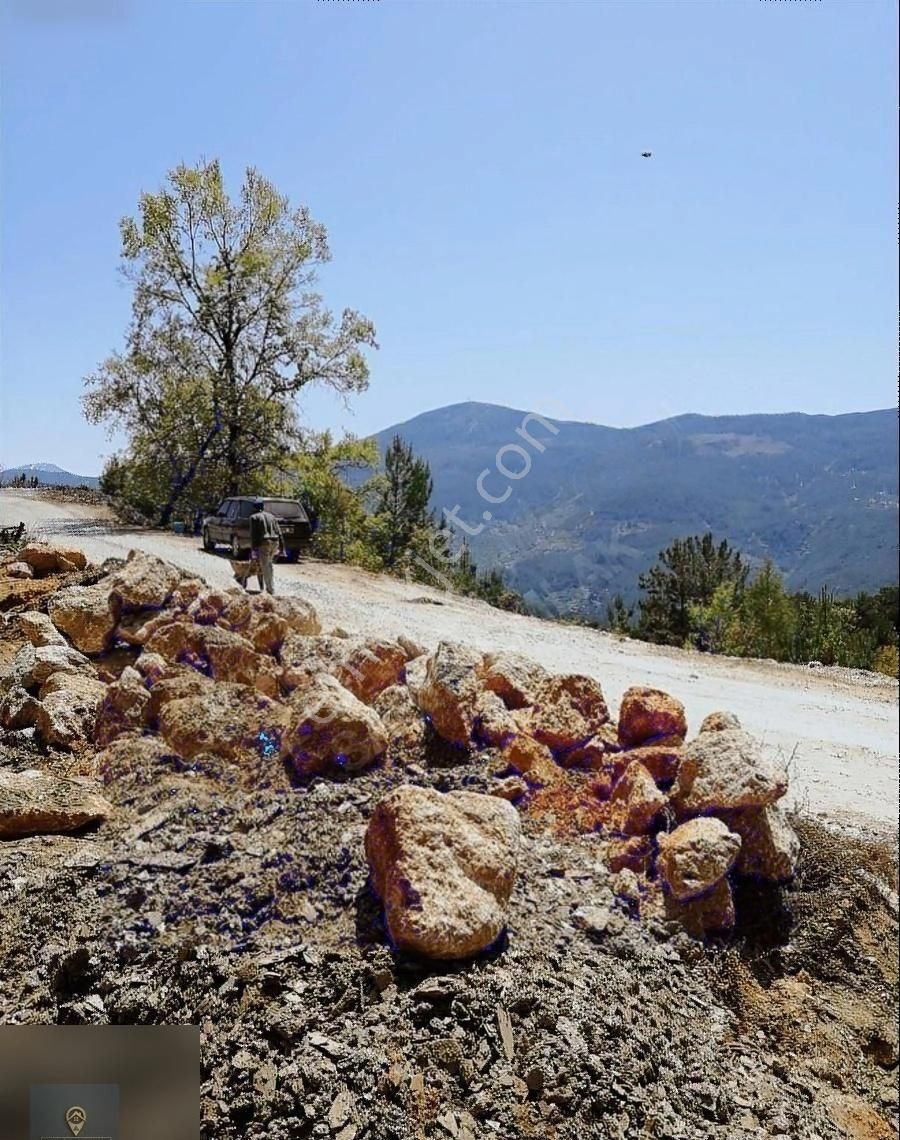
230 535 245 560
202 528 214 552
285 548 300 563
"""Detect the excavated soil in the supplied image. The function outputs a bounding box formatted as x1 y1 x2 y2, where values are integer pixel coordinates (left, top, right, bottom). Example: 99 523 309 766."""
0 612 896 1140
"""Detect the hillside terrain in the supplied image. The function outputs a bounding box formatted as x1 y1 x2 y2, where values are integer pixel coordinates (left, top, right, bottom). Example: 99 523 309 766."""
1 463 100 489
372 403 899 617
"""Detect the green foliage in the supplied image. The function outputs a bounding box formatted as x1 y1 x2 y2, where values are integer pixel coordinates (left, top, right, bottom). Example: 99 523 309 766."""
84 159 376 524
872 644 899 679
637 533 749 645
728 561 797 660
372 436 433 569
605 594 636 635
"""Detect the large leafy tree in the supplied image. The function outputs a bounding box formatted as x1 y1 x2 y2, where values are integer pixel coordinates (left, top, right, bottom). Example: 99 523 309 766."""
637 532 749 645
84 159 376 523
373 435 434 568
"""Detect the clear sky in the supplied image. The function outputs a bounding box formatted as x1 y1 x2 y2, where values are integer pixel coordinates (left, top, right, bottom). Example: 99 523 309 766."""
1 0 896 475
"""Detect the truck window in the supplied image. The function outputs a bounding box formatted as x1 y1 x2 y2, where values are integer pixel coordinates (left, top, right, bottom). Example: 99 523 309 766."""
266 501 304 519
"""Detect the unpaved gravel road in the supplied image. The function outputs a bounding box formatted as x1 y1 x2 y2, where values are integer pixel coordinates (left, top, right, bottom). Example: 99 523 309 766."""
3 489 898 832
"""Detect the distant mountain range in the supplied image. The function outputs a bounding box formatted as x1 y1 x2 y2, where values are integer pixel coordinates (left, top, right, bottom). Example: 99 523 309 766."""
1 463 100 489
372 402 899 617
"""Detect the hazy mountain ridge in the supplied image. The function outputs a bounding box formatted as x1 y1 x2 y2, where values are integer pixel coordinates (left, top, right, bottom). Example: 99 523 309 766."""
373 402 899 616
1 463 100 488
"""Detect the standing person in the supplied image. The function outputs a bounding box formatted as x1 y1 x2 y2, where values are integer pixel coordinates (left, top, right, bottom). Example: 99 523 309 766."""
249 500 285 595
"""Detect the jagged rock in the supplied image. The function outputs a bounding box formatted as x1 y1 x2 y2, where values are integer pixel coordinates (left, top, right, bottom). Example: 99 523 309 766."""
169 578 206 607
6 561 34 579
20 542 87 575
48 583 118 654
398 635 427 661
133 651 168 685
108 549 183 612
146 669 215 720
282 675 388 775
664 877 736 938
188 588 253 631
0 769 111 838
473 690 519 747
0 686 41 730
528 674 610 753
673 727 788 814
94 732 184 784
373 684 427 750
617 686 687 748
252 593 321 636
33 675 107 748
244 611 290 655
559 724 621 770
480 651 550 709
16 610 67 647
617 738 684 785
405 654 428 699
603 760 667 836
365 785 521 959
656 818 742 901
115 609 179 647
335 638 408 705
722 804 800 882
605 835 654 875
158 683 288 762
280 634 355 692
699 711 742 734
500 735 562 788
27 644 97 687
94 666 151 746
490 776 528 803
0 644 36 694
415 642 484 747
145 621 277 696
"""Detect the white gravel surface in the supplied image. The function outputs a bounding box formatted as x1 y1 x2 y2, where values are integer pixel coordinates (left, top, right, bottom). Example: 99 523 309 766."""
3 489 898 834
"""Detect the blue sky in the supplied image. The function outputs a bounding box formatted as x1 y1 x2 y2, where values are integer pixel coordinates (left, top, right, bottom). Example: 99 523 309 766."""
1 0 896 475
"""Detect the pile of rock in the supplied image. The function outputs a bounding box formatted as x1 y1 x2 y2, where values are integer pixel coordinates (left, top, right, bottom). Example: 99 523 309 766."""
0 545 800 955
3 540 87 580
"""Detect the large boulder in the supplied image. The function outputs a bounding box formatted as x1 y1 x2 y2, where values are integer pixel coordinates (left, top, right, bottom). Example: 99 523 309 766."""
0 686 41 730
603 760 667 836
158 683 288 762
27 644 97 688
373 684 427 751
334 638 408 705
499 735 562 788
146 669 215 721
722 804 800 882
617 686 687 748
16 611 67 647
699 711 742 734
94 666 152 746
6 561 33 579
528 674 610 753
414 642 484 747
615 739 683 786
280 634 355 693
282 675 388 775
672 727 788 815
20 542 87 575
108 549 183 612
0 770 111 838
664 877 736 938
365 785 521 959
473 690 519 747
144 621 277 695
33 673 107 748
480 651 549 709
656 817 742 901
252 593 321 636
115 609 180 647
48 583 118 654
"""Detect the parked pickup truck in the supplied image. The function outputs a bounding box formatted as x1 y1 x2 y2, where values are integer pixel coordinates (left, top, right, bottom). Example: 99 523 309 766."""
202 496 315 561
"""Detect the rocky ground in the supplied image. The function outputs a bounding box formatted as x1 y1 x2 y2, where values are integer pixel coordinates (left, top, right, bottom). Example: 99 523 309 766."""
0 538 897 1140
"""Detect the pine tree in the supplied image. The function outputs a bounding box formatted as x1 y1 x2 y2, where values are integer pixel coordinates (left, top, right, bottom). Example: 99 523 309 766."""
373 436 434 568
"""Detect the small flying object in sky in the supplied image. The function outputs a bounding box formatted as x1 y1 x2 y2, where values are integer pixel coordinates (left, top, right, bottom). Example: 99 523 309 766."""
641 152 652 158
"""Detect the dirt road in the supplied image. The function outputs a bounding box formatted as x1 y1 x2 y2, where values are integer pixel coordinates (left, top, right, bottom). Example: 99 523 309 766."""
3 489 897 832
